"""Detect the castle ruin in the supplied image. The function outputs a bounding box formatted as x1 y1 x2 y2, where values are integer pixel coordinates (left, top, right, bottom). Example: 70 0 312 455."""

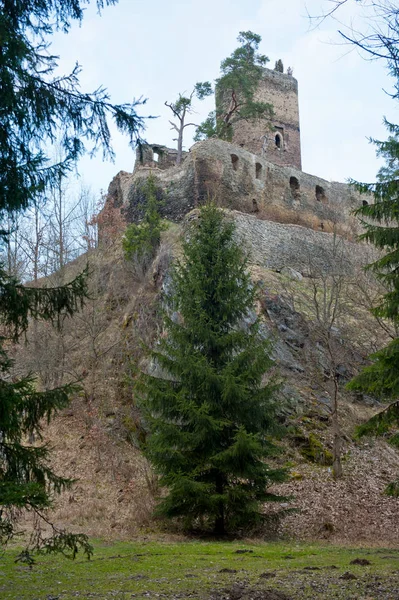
102 67 369 248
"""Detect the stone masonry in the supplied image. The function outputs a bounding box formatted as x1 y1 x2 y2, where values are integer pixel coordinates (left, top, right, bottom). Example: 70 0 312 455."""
217 68 302 170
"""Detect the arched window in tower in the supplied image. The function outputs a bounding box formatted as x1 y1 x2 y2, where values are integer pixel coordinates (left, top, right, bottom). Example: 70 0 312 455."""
231 154 239 171
275 134 282 149
153 151 159 163
255 163 262 179
362 200 369 206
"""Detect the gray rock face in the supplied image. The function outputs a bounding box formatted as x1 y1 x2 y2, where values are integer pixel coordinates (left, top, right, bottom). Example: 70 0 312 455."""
98 139 379 411
260 294 308 374
281 266 303 281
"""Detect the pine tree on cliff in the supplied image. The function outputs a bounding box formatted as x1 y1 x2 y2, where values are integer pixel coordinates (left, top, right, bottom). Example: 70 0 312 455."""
194 31 273 142
0 0 145 559
138 204 287 534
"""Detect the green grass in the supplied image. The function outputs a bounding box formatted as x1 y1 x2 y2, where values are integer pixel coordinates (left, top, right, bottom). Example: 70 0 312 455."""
2 540 399 599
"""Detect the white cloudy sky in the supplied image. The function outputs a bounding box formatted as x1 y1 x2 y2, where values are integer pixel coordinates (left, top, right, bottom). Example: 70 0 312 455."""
51 0 399 197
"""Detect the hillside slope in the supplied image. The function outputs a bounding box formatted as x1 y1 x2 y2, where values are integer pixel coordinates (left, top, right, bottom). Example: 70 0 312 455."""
15 211 399 543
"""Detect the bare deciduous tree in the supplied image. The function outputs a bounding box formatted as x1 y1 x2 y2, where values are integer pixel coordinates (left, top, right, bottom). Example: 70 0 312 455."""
165 82 212 165
283 234 352 479
313 1 399 67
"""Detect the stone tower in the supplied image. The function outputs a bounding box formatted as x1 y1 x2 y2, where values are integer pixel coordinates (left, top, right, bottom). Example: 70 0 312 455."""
218 68 302 171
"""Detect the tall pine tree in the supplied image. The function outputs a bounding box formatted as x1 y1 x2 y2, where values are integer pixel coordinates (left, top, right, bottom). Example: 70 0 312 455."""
324 0 399 495
346 128 399 495
347 128 399 461
0 0 145 558
138 204 286 535
347 128 399 399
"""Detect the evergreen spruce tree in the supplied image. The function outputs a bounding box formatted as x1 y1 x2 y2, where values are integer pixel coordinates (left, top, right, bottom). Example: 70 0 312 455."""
139 204 286 535
0 0 145 558
347 127 399 399
331 1 399 494
347 128 399 468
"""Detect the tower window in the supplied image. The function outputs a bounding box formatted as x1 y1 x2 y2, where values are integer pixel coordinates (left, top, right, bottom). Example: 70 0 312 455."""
315 185 326 201
290 176 300 195
231 154 239 171
255 163 262 179
362 200 369 206
275 134 282 149
153 151 159 163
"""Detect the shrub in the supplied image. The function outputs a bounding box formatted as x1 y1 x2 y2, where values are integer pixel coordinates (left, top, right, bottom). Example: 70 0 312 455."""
123 175 166 272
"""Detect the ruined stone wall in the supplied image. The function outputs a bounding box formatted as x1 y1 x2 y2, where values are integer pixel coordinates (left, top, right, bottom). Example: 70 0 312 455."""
101 139 368 242
134 144 188 172
217 68 302 170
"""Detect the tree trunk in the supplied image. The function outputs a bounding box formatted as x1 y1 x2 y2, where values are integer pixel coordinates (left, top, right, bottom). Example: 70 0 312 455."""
176 127 183 165
330 376 342 479
176 107 187 166
214 473 225 535
176 121 184 166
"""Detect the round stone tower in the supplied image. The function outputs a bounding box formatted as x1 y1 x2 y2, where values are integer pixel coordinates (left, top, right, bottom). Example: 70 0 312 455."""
217 68 302 171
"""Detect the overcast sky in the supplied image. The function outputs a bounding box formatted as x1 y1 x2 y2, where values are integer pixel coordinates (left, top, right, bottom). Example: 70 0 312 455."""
51 0 399 198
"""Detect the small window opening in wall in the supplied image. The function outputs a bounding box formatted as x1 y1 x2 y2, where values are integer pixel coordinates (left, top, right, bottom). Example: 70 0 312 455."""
315 185 326 202
275 134 282 149
290 176 300 195
153 151 159 163
231 154 239 171
252 199 259 213
255 162 262 179
362 200 369 206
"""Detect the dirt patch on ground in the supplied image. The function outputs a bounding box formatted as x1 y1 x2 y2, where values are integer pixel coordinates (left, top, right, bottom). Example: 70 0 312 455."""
270 441 399 544
210 583 291 600
207 569 399 600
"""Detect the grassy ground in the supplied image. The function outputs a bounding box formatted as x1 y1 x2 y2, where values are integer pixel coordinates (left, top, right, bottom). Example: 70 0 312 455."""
2 540 399 599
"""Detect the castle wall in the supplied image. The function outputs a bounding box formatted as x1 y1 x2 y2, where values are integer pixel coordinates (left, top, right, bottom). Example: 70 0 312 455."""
105 139 368 242
189 140 361 236
229 210 373 274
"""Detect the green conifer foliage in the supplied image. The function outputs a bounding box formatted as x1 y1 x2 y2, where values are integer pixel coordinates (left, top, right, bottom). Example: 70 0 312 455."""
123 174 166 269
195 31 273 142
0 267 90 559
139 204 286 534
348 127 399 399
347 126 399 496
0 0 146 559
